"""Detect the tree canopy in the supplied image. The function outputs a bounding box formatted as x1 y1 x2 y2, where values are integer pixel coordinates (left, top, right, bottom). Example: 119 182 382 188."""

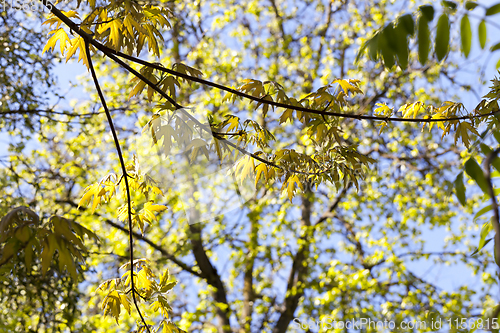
2 0 500 332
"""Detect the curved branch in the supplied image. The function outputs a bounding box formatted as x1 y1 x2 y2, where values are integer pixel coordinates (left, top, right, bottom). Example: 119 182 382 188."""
40 0 500 124
107 48 500 123
84 41 152 333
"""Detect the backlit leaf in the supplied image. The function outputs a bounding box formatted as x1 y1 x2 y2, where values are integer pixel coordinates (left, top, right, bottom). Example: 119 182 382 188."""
485 3 500 16
460 15 472 58
418 17 431 65
479 20 487 49
435 14 450 61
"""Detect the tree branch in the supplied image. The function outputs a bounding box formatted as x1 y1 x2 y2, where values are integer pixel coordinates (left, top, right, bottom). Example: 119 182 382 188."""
85 41 151 333
272 192 312 333
39 0 500 124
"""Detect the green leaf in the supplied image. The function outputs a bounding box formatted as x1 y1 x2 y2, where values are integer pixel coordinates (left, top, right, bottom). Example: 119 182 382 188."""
435 14 450 61
394 25 409 69
479 20 487 49
497 58 500 69
460 15 472 58
355 41 369 64
368 33 380 61
491 42 500 52
379 27 396 69
479 220 493 253
419 5 435 21
464 157 489 194
474 205 493 223
471 238 492 256
398 14 415 36
485 3 500 16
418 17 431 65
465 1 479 10
441 0 457 11
480 144 500 173
453 172 466 206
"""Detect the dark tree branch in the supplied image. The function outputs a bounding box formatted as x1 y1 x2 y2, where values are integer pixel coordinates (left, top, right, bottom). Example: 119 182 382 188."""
272 192 312 333
39 0 500 124
84 41 151 333
56 199 203 279
314 184 351 226
189 223 232 333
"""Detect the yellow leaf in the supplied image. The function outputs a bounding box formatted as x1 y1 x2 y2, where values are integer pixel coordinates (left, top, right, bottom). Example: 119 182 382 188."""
235 155 255 184
279 109 294 124
255 163 268 186
225 116 239 132
159 269 170 287
144 201 167 213
65 37 90 69
374 103 392 116
281 174 303 202
102 19 123 50
42 29 71 55
333 79 363 95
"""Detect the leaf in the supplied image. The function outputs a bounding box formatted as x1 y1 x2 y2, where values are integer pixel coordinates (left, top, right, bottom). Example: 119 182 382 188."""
486 3 500 16
333 79 363 95
464 157 489 194
480 144 500 173
394 24 409 69
255 163 269 186
40 234 57 277
419 5 435 21
478 20 487 50
441 1 457 11
471 238 492 256
398 14 415 36
281 174 303 202
474 205 492 222
460 15 472 58
367 33 380 61
172 62 204 79
418 17 431 65
78 183 108 213
42 28 71 55
465 1 479 10
435 14 450 61
235 155 255 184
102 290 122 324
491 42 500 52
479 220 493 251
0 242 16 265
159 269 170 287
0 207 39 232
24 240 34 268
455 121 479 148
160 281 177 293
101 19 123 50
279 108 294 124
66 37 90 69
453 172 466 206
379 25 396 69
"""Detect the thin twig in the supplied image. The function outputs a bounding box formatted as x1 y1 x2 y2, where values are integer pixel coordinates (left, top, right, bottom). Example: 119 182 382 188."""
84 41 152 333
